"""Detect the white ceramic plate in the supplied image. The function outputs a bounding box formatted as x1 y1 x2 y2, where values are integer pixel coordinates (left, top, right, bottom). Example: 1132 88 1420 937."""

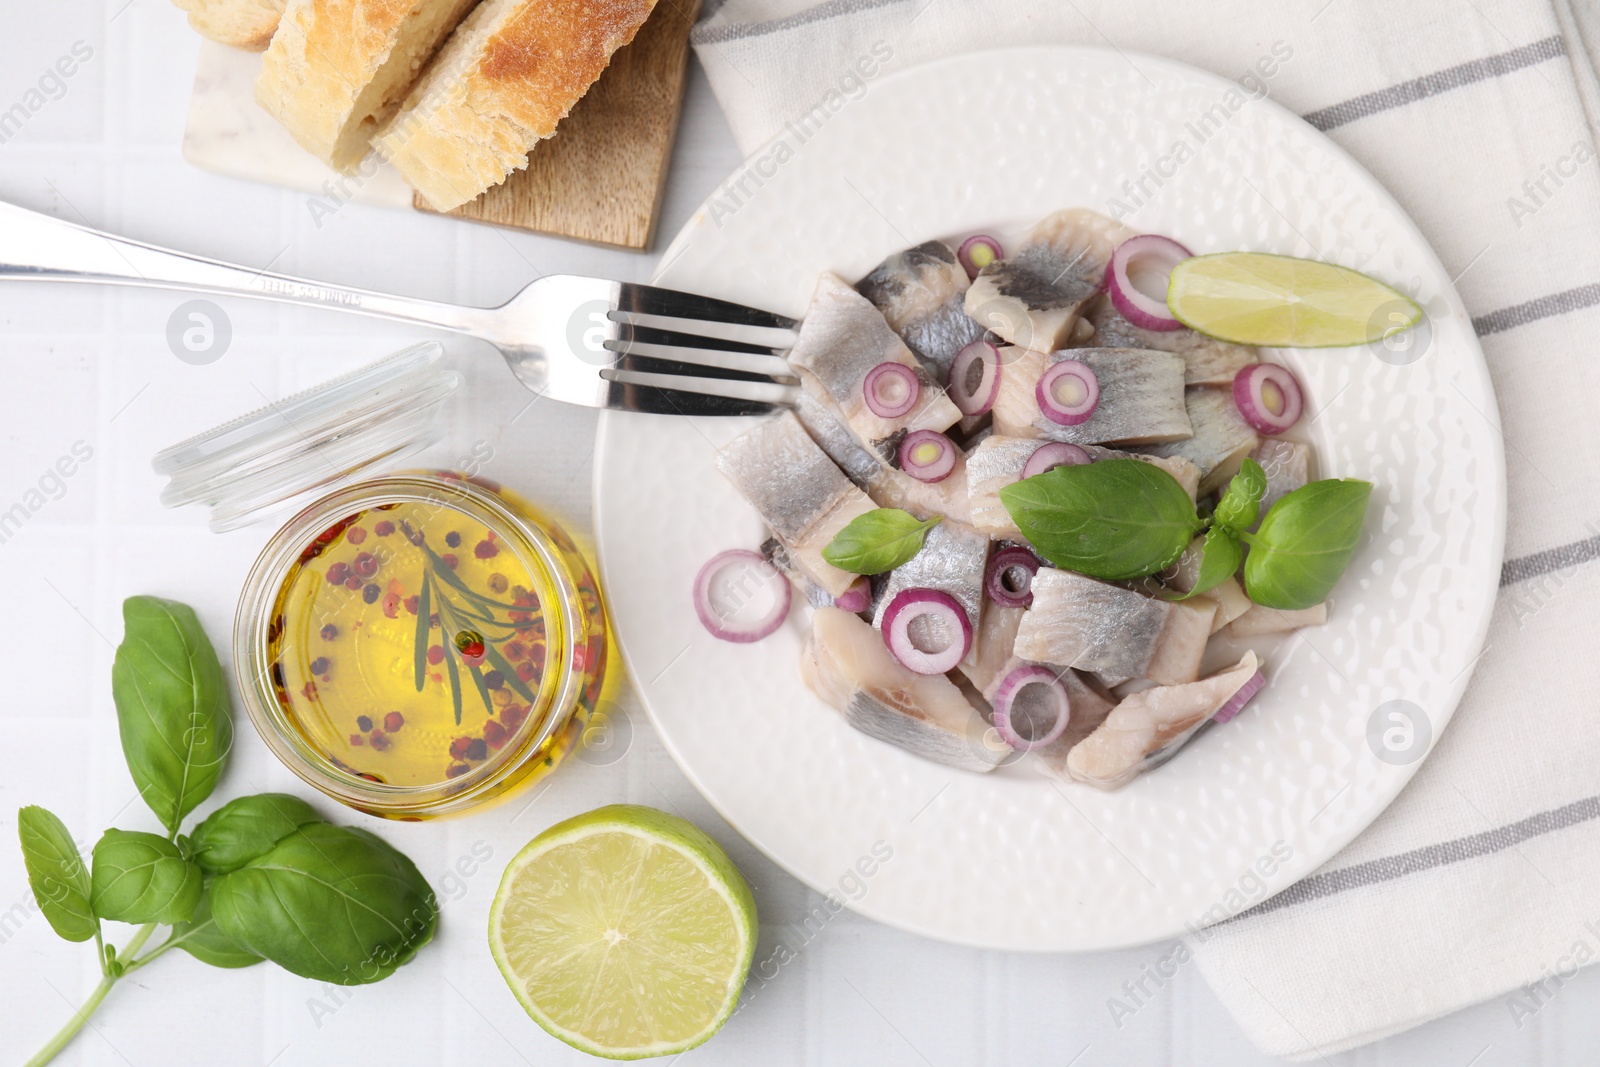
594 47 1504 951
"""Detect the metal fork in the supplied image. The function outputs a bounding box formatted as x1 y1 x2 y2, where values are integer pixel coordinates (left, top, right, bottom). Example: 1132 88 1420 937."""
0 200 799 416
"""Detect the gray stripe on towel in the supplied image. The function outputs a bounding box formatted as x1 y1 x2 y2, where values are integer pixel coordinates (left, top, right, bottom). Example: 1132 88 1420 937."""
1501 533 1600 587
692 0 909 45
1228 795 1600 923
1302 36 1567 131
1473 283 1600 336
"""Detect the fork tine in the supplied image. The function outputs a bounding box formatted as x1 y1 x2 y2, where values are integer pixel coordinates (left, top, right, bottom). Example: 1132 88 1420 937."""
602 367 800 407
616 282 798 330
603 382 783 417
610 309 796 351
606 322 795 379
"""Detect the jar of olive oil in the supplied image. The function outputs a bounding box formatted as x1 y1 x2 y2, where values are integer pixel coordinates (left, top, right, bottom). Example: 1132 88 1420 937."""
156 344 613 819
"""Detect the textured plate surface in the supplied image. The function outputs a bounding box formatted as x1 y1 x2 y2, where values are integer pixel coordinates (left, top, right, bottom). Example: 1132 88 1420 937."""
594 47 1504 950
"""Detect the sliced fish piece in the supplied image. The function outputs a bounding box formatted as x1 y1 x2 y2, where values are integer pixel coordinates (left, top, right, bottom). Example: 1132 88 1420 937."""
958 603 1026 696
1156 537 1251 635
1066 651 1260 789
1014 568 1174 680
1137 387 1259 494
1200 576 1253 633
990 346 1050 439
998 349 1191 447
1250 438 1312 517
1143 599 1216 685
872 520 990 638
1083 445 1201 503
762 538 834 610
788 272 960 446
1225 601 1328 637
855 240 988 381
966 435 1040 539
716 411 876 597
1084 294 1259 385
963 209 1133 351
1024 667 1120 781
801 607 1002 773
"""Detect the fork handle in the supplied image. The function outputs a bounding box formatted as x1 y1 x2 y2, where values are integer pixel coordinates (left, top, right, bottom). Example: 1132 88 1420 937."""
0 200 498 336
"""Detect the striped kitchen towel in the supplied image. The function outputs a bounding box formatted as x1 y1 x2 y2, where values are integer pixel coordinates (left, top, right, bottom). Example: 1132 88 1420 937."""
691 0 1600 1057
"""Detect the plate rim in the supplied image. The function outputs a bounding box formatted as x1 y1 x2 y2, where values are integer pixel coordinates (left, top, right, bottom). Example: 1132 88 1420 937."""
595 43 1507 950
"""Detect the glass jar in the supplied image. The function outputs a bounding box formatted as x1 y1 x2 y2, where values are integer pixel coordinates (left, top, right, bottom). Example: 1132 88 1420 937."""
155 343 612 819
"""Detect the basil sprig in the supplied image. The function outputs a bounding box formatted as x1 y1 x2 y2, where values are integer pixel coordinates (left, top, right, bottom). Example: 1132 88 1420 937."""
1001 456 1371 608
17 597 440 1066
822 508 940 574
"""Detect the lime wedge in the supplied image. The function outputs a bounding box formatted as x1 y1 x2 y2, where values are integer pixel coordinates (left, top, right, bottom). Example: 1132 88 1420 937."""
488 805 757 1060
1166 252 1422 347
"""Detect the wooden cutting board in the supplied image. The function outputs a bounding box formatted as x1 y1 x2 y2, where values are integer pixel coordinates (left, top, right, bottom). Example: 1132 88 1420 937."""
420 0 702 250
183 0 700 251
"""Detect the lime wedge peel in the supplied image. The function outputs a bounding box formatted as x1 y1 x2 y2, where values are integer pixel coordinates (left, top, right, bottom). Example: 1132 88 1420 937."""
1166 252 1423 348
488 805 757 1060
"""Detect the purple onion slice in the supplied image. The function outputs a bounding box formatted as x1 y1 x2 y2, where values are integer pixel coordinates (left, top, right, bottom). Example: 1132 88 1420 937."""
1107 233 1192 331
947 340 1002 416
985 546 1041 608
693 549 791 644
1035 360 1100 426
1212 670 1266 724
1232 363 1304 435
898 430 958 483
863 361 920 419
992 665 1071 750
881 588 972 675
956 234 1004 280
834 576 871 615
1020 441 1092 480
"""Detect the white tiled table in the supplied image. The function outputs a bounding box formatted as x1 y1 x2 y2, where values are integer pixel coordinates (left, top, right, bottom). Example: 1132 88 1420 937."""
4 4 1599 1064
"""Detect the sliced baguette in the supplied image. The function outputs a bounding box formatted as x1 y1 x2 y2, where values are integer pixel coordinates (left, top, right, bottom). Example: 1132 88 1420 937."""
256 0 481 173
172 0 287 50
374 0 657 211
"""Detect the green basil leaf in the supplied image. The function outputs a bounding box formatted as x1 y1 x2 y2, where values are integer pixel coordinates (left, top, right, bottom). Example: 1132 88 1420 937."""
17 806 97 942
1214 457 1268 531
167 885 264 969
1244 478 1373 610
111 596 233 834
1176 527 1244 599
212 823 438 985
821 508 940 574
90 829 202 925
190 794 325 876
1000 459 1203 581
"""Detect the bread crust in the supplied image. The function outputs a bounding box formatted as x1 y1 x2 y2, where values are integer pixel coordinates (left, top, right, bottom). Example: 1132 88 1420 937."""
374 0 657 211
172 0 287 50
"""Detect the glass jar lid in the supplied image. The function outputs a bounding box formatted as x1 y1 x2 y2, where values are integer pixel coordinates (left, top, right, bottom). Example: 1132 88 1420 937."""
152 341 461 532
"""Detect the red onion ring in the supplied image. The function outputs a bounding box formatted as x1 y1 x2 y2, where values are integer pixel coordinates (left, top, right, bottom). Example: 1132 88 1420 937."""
992 665 1071 750
693 549 791 644
1035 360 1100 426
1212 670 1266 724
1232 363 1304 434
834 576 871 614
985 546 1041 608
956 235 1004 280
863 362 920 420
898 430 958 483
1020 441 1092 480
947 340 1002 415
1107 234 1192 331
881 588 972 674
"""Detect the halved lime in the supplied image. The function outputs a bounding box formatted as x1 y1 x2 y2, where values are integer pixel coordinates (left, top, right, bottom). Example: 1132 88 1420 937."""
1166 252 1422 347
488 805 757 1060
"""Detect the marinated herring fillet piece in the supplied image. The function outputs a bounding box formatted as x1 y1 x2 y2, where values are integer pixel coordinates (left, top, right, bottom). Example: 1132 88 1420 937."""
257 0 480 172
1137 386 1259 494
964 209 1133 351
965 435 1041 539
1250 438 1312 517
374 0 658 211
794 380 970 523
856 241 988 381
957 603 1025 697
993 348 1191 447
1022 666 1119 780
872 520 990 638
801 607 1002 773
173 0 286 49
762 538 833 610
1066 651 1260 789
789 273 960 447
1084 294 1259 386
1014 568 1211 685
716 412 875 598
1225 601 1328 637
